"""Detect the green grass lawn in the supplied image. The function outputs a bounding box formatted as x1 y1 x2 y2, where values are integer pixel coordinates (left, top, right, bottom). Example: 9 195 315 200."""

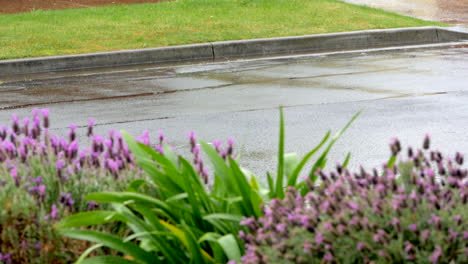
0 0 446 60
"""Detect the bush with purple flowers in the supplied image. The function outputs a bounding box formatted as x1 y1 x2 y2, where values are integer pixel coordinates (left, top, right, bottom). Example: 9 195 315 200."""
0 109 150 263
238 136 467 263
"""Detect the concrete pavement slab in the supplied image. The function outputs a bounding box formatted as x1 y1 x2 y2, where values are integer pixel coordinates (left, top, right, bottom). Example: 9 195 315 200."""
1 45 467 179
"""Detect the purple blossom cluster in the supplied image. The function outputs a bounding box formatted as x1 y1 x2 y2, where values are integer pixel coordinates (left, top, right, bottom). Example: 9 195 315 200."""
0 110 156 263
188 131 235 184
238 136 467 263
1 109 137 179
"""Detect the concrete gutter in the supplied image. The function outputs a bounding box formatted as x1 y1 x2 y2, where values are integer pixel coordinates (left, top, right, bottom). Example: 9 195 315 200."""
1 26 467 76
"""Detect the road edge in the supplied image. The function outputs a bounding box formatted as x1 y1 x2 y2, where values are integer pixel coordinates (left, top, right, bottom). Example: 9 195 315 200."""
1 26 468 76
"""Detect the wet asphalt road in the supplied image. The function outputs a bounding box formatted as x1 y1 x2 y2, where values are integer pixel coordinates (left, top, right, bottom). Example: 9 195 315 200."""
341 0 468 29
1 44 468 178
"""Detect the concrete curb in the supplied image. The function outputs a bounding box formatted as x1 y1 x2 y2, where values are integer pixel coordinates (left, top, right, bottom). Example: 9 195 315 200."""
1 26 467 76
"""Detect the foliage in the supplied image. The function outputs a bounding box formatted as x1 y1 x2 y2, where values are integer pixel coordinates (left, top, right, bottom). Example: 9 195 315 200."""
58 107 355 263
238 136 468 263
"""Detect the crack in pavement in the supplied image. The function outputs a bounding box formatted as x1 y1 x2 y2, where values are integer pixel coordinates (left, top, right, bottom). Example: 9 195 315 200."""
0 92 154 110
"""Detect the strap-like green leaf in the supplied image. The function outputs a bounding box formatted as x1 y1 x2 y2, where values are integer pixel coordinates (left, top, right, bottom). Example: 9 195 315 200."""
203 214 243 222
56 211 125 229
309 111 361 180
275 106 285 199
86 192 176 220
287 131 330 187
79 256 140 264
218 234 242 262
61 230 155 263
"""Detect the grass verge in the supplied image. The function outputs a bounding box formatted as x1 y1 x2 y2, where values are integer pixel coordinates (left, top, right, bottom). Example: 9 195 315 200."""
0 0 446 60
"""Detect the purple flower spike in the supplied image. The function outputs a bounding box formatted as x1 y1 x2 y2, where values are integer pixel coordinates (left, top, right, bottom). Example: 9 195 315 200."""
430 245 442 264
213 139 222 152
357 242 366 251
32 108 40 117
227 137 234 156
158 129 165 144
41 109 49 117
87 118 95 137
156 144 164 155
11 114 19 122
423 133 431 150
315 232 323 246
41 109 50 128
50 204 59 220
55 160 65 170
38 185 46 195
324 252 334 262
188 131 196 152
408 224 418 232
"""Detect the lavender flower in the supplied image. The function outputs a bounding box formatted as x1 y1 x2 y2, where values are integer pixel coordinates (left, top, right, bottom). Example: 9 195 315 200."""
239 136 467 263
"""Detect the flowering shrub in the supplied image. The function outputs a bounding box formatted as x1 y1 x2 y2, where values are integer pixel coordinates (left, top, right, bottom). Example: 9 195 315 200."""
239 136 467 263
0 107 357 263
57 109 356 264
0 109 153 263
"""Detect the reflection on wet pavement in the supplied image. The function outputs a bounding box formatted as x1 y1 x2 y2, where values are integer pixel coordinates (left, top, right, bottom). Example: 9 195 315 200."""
0 45 467 175
0 45 467 121
341 0 468 26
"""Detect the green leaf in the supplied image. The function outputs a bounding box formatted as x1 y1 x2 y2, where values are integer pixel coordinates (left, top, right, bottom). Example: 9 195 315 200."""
218 234 242 262
75 244 103 264
166 193 188 203
275 106 285 198
86 192 176 220
61 230 155 263
203 214 243 223
178 158 208 228
200 141 234 195
198 232 222 244
121 131 150 161
342 152 352 168
111 204 177 264
56 211 125 229
309 111 361 180
387 155 397 169
79 256 140 264
284 153 299 179
266 172 274 198
228 158 257 217
287 131 330 187
127 179 147 192
181 224 210 264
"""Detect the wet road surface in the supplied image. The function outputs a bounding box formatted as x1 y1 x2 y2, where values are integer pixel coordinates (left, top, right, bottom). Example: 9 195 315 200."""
1 44 468 177
341 0 468 28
